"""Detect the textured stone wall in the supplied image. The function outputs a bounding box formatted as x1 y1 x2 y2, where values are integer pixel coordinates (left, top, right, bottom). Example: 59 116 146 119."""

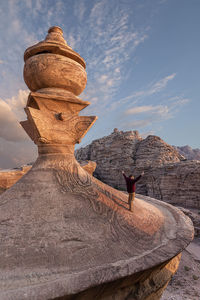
76 129 143 189
142 161 200 208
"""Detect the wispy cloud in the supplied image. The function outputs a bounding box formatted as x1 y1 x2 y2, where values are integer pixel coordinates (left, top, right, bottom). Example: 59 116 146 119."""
113 73 176 108
125 105 169 116
74 0 86 22
0 98 27 142
147 73 176 95
126 119 152 128
122 96 190 131
69 0 149 114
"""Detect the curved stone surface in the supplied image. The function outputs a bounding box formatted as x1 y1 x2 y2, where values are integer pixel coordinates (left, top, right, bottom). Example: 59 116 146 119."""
0 152 193 299
24 54 87 95
65 253 182 300
24 27 87 95
79 160 97 175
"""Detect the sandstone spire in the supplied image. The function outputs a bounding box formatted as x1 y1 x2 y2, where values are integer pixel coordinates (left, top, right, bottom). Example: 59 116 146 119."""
21 26 97 152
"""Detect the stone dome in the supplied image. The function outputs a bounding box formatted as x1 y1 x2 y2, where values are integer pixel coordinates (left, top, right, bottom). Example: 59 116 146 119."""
23 26 87 95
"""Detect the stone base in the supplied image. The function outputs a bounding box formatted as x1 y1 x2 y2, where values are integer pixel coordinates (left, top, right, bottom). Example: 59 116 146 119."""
60 254 181 300
0 154 193 299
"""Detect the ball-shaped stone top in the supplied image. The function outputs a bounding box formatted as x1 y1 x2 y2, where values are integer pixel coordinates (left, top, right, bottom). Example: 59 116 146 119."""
23 26 87 95
48 26 63 34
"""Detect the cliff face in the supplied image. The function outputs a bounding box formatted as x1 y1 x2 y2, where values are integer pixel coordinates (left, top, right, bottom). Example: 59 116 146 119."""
76 129 200 209
143 161 200 208
76 129 143 188
134 135 184 169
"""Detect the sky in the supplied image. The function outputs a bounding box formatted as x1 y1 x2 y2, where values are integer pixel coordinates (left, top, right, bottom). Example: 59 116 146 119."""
0 0 200 169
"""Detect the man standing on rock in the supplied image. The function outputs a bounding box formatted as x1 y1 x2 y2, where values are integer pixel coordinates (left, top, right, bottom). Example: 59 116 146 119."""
122 171 144 212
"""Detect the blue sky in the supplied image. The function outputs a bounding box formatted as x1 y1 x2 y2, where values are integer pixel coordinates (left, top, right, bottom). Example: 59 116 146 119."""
0 0 199 168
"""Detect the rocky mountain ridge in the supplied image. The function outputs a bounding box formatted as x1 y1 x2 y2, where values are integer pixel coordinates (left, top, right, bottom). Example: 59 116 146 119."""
174 145 200 161
76 129 200 212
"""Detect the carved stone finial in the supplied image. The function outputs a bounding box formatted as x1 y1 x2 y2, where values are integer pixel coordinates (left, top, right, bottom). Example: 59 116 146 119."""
45 26 66 45
21 27 97 153
48 26 63 34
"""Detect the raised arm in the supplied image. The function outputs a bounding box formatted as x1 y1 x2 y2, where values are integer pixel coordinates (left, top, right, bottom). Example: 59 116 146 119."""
133 171 144 183
122 170 127 180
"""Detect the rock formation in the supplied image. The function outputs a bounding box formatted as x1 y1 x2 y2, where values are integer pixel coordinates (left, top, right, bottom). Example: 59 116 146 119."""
0 27 194 300
174 145 200 161
143 161 200 208
76 130 200 210
0 166 31 194
0 162 95 192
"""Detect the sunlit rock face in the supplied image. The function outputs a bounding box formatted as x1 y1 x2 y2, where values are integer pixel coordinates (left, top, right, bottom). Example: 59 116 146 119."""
0 166 31 194
0 27 194 300
76 130 200 209
24 26 87 96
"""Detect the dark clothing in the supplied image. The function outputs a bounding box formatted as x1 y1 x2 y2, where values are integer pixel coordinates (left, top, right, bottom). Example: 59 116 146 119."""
123 174 142 193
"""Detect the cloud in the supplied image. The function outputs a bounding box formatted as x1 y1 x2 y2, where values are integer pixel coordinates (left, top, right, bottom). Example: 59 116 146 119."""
140 130 155 138
147 73 176 95
74 0 86 22
125 105 169 117
122 96 190 131
0 99 27 142
116 73 176 106
0 89 30 143
0 138 37 169
74 0 148 114
6 89 29 119
126 119 152 128
0 88 37 168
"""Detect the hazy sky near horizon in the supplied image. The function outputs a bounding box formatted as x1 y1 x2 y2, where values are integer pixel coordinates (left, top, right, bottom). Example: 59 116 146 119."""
0 0 199 168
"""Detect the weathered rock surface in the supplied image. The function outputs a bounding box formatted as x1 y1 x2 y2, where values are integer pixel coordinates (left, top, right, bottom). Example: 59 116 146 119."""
0 165 31 193
1 160 192 300
67 252 182 300
77 129 143 188
176 207 200 237
134 135 184 169
174 145 200 161
142 161 200 209
0 161 96 193
79 160 97 175
76 129 200 210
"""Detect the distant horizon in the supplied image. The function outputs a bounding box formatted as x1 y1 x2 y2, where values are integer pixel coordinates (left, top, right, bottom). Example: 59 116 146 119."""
0 0 199 168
